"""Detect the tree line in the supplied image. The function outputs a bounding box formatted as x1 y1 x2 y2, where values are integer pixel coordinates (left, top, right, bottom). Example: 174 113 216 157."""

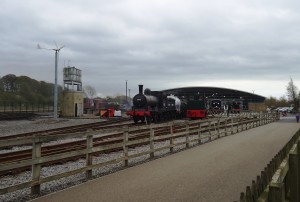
0 74 62 103
265 78 299 111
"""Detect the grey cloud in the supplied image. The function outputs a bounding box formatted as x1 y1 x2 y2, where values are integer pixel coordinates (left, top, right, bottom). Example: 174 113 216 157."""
1 0 300 98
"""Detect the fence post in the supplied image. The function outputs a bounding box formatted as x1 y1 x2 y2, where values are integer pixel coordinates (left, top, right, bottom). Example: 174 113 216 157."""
241 117 244 132
150 126 154 158
209 121 212 141
240 192 246 202
264 113 267 124
123 126 129 166
198 122 202 144
237 117 240 132
256 175 263 195
231 117 234 135
170 123 174 152
289 152 298 202
224 118 227 136
217 119 220 138
185 121 190 148
86 130 93 179
245 186 253 202
259 112 262 126
269 183 285 202
297 138 300 200
31 136 42 195
251 180 258 201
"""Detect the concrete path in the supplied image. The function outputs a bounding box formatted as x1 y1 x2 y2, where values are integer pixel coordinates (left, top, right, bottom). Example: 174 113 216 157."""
32 116 300 202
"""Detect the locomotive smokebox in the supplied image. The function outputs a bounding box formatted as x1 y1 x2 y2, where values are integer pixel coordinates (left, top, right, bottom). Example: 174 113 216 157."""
139 85 143 94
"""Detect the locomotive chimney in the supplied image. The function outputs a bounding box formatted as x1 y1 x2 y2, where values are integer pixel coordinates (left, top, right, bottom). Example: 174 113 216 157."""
138 85 143 94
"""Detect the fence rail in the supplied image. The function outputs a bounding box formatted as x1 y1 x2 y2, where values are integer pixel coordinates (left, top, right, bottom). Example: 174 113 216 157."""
0 102 54 113
0 112 277 197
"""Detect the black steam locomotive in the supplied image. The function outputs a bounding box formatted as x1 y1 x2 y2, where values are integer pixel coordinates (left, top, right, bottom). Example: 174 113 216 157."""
126 85 182 123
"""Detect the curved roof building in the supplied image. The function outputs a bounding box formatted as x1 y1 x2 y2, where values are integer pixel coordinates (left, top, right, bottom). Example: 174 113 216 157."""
162 87 265 110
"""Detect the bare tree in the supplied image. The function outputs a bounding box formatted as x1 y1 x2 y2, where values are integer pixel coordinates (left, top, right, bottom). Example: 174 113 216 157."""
84 85 96 99
286 77 299 110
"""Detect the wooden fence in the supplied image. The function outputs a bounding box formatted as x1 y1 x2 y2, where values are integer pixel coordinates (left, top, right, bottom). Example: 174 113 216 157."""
0 112 277 197
0 102 54 113
238 129 300 202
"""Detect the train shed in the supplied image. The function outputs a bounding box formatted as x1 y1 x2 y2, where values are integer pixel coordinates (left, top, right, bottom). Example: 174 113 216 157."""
162 87 266 110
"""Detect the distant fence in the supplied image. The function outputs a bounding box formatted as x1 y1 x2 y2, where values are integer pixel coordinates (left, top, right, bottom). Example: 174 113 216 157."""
0 113 277 197
0 102 54 113
238 129 300 202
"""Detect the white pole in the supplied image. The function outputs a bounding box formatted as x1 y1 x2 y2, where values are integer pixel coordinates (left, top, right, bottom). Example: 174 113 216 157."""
37 43 63 120
54 50 58 120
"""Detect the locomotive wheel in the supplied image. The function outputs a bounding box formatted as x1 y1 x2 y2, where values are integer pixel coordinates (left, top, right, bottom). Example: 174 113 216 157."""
157 114 161 122
133 116 139 124
146 116 151 124
153 114 158 123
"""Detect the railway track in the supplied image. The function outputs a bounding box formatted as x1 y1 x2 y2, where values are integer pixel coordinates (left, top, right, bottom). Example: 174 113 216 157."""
0 118 131 142
0 117 256 176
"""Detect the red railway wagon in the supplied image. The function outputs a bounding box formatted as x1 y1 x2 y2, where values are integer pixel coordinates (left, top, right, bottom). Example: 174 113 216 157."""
186 100 207 119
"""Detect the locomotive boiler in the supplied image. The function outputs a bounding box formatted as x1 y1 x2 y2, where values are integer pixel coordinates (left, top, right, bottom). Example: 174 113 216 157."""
132 85 158 108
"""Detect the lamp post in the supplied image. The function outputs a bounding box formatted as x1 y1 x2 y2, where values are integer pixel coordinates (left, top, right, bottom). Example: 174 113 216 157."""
38 43 64 120
128 88 131 105
126 80 128 102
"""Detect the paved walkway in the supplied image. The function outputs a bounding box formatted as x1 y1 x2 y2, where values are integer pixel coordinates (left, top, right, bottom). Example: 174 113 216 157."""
32 116 300 202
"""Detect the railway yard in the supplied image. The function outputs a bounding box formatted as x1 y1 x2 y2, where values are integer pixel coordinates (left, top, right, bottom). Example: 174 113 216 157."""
0 113 277 202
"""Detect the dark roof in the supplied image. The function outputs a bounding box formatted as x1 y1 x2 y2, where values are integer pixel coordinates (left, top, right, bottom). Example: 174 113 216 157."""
162 86 265 103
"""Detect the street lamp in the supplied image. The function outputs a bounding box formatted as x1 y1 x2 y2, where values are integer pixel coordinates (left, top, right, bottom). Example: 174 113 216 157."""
37 43 64 120
126 80 128 102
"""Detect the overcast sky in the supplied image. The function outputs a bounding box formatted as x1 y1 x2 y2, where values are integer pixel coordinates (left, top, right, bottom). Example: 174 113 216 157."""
1 0 300 98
